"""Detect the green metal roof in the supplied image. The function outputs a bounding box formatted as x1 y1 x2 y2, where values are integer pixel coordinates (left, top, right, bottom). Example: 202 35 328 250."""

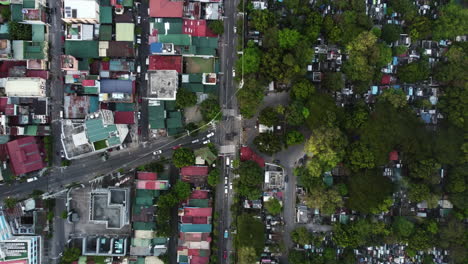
78 60 90 71
23 0 35 8
182 83 204 93
31 25 45 42
204 84 218 95
85 118 118 143
158 34 191 46
84 86 98 94
99 25 112 40
196 47 216 56
165 100 176 111
178 255 189 262
11 5 23 22
152 237 167 245
148 104 166 129
135 196 153 206
122 0 133 7
192 37 218 48
24 42 45 59
154 18 183 34
187 74 203 83
133 222 156 231
194 147 217 165
149 119 165 129
115 103 135 111
100 6 113 24
24 125 38 136
180 45 196 55
188 199 209 208
179 224 212 233
166 112 182 129
65 41 99 58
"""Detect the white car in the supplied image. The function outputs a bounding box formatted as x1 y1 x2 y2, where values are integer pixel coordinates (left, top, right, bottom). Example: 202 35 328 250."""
229 182 233 190
153 150 162 155
136 37 141 44
225 157 230 166
27 177 38 183
203 140 210 144
224 176 228 184
232 69 236 77
145 73 148 80
138 112 141 119
137 66 141 73
224 186 228 194
191 139 200 144
206 132 215 138
137 16 141 24
146 57 149 65
233 26 237 33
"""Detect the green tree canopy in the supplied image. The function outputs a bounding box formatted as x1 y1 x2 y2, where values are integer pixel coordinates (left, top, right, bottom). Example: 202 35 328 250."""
207 168 220 187
237 78 265 118
286 130 305 146
397 60 430 83
237 40 262 75
291 79 315 101
408 183 431 202
381 24 403 43
346 142 376 171
258 107 280 127
304 126 347 170
172 147 195 168
251 9 275 32
200 98 221 122
254 132 283 155
61 248 81 264
176 88 197 108
234 161 264 199
392 216 415 238
237 214 265 255
332 219 389 248
264 198 282 215
322 72 344 92
278 28 301 49
346 170 394 213
285 101 307 126
173 181 191 201
208 20 224 35
380 89 408 108
433 3 468 40
238 246 258 264
3 197 17 210
291 226 313 246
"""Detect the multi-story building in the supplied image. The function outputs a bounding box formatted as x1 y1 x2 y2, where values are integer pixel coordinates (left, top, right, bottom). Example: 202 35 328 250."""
0 236 41 264
62 0 100 24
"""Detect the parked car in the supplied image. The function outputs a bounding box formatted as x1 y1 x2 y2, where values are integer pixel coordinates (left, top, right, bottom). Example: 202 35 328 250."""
137 16 141 24
203 140 210 144
206 132 215 138
27 177 38 183
172 144 181 150
224 251 228 259
224 229 229 238
153 150 162 155
191 139 200 144
137 112 141 119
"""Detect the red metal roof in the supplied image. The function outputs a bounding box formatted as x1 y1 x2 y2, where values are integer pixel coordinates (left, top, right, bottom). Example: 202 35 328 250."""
240 146 265 167
82 80 95 86
389 150 399 161
190 190 209 199
137 171 158 180
148 55 182 72
184 207 212 217
6 137 46 175
26 70 49 79
114 111 135 124
181 166 209 176
0 97 7 113
149 0 183 18
381 74 391 85
188 249 200 256
182 19 218 37
190 256 209 264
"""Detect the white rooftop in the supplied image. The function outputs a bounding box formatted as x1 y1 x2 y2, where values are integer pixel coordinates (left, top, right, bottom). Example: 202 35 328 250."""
63 0 99 19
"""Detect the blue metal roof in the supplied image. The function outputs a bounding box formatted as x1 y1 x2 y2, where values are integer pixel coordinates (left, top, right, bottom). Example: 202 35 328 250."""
179 224 212 233
150 43 163 54
100 79 133 94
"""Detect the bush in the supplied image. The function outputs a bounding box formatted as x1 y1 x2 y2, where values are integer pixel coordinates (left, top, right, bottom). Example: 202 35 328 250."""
208 20 224 35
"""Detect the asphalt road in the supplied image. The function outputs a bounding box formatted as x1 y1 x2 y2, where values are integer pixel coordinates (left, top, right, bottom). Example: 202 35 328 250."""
0 130 213 201
48 0 64 168
215 0 240 262
136 0 150 142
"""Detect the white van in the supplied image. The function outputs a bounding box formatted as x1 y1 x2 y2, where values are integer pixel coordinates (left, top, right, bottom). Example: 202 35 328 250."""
225 157 230 166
